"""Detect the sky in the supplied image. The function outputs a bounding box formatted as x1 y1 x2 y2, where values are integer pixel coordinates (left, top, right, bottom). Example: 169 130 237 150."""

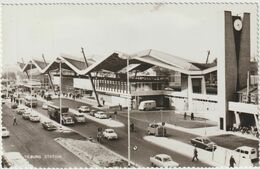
1 3 258 70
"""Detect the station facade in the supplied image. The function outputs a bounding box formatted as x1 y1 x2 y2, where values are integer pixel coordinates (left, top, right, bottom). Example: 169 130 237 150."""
17 11 258 131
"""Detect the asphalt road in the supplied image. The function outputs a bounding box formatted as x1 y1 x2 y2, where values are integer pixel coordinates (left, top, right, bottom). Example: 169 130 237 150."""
51 98 259 150
43 98 209 167
2 104 88 168
11 96 258 167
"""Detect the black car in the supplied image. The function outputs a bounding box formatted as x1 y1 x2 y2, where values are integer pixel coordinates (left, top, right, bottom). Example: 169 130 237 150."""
190 137 217 151
11 103 18 109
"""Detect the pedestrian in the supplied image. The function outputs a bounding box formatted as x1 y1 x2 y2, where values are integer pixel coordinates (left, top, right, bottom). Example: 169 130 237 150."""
13 116 17 125
192 146 199 161
130 122 135 132
103 100 105 106
184 112 187 120
229 155 236 167
191 112 194 120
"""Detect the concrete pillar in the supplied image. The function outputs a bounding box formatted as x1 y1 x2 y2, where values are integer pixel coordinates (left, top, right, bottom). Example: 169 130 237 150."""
188 75 193 112
254 114 259 129
201 77 206 94
234 111 241 126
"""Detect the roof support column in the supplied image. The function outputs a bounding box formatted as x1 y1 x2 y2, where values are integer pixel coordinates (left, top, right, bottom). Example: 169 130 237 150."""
188 75 193 113
81 47 102 107
42 54 54 90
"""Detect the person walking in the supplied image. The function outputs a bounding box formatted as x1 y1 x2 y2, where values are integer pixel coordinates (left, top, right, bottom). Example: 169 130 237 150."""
184 112 187 120
13 116 17 125
229 155 236 167
192 146 199 161
191 112 194 120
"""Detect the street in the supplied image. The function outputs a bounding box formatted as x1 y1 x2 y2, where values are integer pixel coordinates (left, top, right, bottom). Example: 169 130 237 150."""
2 96 259 167
2 104 87 168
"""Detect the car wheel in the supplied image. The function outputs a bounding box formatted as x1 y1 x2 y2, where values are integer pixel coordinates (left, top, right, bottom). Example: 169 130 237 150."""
79 110 81 113
151 163 154 167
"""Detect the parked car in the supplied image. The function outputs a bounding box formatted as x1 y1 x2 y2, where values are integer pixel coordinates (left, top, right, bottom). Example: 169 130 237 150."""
41 121 57 131
42 103 48 110
190 137 217 151
147 123 166 137
29 114 40 122
150 154 179 167
22 110 31 120
94 111 108 119
103 129 118 140
234 146 258 160
11 103 18 109
78 105 90 113
2 127 10 138
16 106 27 115
138 100 156 111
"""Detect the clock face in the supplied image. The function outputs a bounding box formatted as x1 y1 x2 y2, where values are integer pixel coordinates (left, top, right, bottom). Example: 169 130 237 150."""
234 19 243 31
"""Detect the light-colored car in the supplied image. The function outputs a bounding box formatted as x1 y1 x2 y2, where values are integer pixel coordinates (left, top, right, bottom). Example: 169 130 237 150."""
103 129 118 140
16 106 27 115
234 146 258 160
150 154 179 167
147 123 167 137
72 112 86 123
138 100 156 111
42 103 48 110
29 114 40 122
22 110 31 120
2 127 10 138
78 105 90 113
94 111 108 119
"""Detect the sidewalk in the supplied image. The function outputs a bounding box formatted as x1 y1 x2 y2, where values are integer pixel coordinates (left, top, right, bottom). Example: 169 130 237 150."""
164 123 259 141
144 136 253 167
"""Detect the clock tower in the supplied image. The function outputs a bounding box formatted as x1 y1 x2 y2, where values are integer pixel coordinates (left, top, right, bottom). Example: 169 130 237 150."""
220 11 251 130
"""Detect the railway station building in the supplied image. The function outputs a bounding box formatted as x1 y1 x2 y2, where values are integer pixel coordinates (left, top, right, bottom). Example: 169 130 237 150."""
18 11 258 132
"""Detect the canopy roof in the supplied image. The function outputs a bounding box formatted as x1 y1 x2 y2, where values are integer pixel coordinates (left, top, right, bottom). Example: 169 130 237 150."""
20 49 217 76
81 49 217 75
22 54 95 74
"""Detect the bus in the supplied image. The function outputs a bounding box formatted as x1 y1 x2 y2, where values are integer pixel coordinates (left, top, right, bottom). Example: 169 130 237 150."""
24 95 37 107
47 104 74 125
2 152 33 168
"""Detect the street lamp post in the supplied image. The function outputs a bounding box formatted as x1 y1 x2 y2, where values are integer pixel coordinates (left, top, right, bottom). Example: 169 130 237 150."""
127 57 131 167
30 62 33 111
59 60 62 126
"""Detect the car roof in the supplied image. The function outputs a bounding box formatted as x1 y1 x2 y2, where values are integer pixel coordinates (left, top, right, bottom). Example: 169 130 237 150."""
236 146 256 150
156 154 171 158
195 136 209 139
